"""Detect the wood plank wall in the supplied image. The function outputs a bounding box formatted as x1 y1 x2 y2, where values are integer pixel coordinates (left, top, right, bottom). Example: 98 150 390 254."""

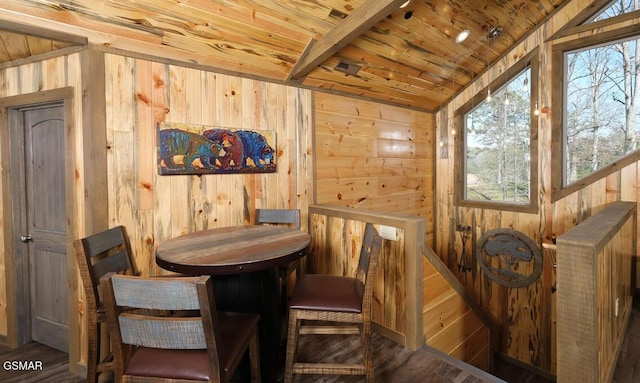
309 211 411 344
0 50 314 372
308 204 491 371
0 54 84 354
556 202 636 383
308 204 426 350
314 92 435 245
2 0 636 379
435 0 640 376
103 54 313 277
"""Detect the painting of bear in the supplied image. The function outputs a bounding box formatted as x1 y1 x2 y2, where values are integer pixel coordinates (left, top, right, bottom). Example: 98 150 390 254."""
157 122 276 175
236 130 275 169
158 129 226 173
202 128 244 170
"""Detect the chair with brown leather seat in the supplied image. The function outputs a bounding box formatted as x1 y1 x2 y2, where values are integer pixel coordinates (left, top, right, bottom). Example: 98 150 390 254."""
255 208 301 230
255 208 303 303
74 225 137 383
284 223 383 383
100 273 261 383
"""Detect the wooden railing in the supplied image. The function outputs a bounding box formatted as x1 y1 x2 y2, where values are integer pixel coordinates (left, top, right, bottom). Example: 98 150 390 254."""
308 204 492 371
556 201 636 383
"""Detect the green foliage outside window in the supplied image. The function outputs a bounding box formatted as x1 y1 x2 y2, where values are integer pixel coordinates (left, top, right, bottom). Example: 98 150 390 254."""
464 69 532 204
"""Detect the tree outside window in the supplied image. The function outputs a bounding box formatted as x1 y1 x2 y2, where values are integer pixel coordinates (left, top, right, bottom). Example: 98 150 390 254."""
466 69 532 203
565 37 639 185
454 49 539 213
552 1 640 199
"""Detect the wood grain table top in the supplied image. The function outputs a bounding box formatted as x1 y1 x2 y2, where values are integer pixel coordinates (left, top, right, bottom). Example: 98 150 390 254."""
155 225 311 275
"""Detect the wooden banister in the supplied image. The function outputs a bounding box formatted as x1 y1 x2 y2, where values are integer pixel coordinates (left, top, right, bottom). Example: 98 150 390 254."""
556 201 637 383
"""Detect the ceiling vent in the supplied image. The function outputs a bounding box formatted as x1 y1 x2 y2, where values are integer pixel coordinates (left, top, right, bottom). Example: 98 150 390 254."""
335 61 362 76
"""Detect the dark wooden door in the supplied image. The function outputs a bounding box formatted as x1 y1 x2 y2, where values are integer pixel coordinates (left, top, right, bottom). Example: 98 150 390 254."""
22 105 68 352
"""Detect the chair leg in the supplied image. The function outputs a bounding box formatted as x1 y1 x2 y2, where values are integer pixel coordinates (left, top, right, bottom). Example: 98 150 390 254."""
86 320 99 383
284 310 301 383
249 328 261 383
361 322 374 383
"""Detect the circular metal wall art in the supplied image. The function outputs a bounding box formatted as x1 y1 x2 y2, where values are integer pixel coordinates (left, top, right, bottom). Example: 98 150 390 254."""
475 228 543 288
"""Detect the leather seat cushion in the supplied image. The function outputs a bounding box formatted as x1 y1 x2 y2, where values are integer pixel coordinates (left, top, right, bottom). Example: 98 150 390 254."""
125 311 259 381
126 348 211 381
217 311 260 373
289 274 362 313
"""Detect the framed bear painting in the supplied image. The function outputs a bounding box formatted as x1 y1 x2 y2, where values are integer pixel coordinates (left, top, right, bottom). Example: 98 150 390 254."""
157 122 277 175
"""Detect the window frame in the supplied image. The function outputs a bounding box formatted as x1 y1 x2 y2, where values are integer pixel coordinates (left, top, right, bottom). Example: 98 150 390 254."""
454 48 539 213
551 23 640 202
549 1 640 41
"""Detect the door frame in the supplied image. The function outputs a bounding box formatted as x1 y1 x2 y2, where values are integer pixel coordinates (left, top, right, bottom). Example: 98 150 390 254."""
0 88 76 350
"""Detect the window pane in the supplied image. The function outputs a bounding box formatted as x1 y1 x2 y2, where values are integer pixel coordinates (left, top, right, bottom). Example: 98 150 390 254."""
591 0 638 22
465 68 531 204
564 36 639 185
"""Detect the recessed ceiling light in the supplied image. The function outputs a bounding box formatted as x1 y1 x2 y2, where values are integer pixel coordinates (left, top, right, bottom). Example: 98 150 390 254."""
400 0 411 8
456 29 471 43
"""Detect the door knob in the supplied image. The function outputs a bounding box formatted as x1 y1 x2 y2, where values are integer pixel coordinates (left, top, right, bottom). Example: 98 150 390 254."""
20 234 33 243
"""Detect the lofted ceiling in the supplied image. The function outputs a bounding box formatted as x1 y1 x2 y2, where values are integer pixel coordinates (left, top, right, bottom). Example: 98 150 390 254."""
0 0 570 113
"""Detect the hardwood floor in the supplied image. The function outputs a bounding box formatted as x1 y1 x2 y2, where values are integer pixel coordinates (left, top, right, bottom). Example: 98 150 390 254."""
0 332 503 383
493 294 640 383
0 341 84 383
288 332 503 383
611 295 640 383
3 297 640 383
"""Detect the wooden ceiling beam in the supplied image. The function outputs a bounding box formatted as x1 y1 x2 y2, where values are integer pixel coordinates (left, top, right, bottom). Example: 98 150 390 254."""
0 19 87 46
287 0 409 81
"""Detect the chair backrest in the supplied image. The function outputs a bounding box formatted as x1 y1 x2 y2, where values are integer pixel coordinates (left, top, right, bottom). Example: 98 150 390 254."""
255 208 301 230
100 274 221 376
74 226 135 308
355 223 383 313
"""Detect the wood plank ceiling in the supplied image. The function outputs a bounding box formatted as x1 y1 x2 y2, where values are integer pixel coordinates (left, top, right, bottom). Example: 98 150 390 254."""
0 0 570 112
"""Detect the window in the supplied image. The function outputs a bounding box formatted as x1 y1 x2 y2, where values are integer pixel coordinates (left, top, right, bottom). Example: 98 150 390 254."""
565 38 638 185
591 0 639 22
551 3 640 200
454 49 539 213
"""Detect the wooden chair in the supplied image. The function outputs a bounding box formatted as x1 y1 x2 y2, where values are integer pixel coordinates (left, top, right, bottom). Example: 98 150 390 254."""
74 225 136 383
284 223 383 383
100 273 261 383
255 208 303 299
255 208 301 230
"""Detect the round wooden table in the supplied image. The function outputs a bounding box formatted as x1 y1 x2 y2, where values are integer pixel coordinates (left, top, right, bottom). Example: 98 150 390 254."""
156 225 310 275
155 225 311 383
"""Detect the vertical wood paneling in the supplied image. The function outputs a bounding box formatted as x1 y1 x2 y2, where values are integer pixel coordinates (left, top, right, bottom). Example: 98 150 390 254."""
0 66 23 339
309 209 409 342
0 54 82 368
100 55 313 274
0 50 313 375
133 59 156 276
307 204 491 366
433 0 640 376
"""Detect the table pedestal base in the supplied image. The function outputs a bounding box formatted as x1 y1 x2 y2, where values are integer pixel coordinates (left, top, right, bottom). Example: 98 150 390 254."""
213 269 283 383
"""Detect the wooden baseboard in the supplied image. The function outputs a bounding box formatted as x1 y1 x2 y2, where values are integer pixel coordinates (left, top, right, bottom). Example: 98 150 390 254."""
372 322 406 347
493 351 556 382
